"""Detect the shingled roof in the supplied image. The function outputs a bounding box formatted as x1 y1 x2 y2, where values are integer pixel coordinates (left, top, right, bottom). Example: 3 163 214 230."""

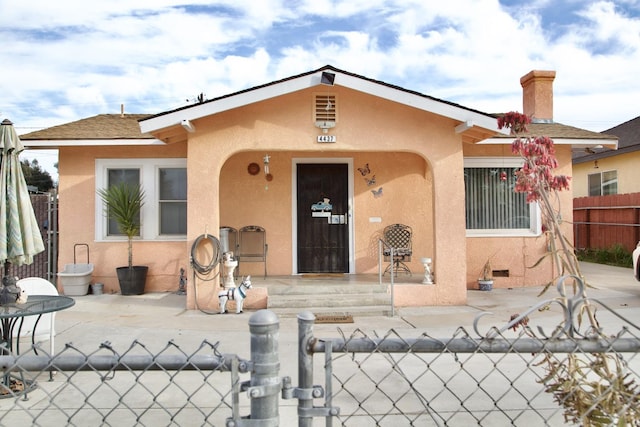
488 120 618 142
573 115 640 163
20 114 153 141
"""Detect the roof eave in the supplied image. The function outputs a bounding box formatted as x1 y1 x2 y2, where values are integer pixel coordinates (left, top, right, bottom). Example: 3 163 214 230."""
573 144 638 164
21 138 165 149
480 137 618 149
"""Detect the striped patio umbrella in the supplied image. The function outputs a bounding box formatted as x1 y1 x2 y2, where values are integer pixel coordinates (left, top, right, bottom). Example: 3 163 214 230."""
0 119 44 302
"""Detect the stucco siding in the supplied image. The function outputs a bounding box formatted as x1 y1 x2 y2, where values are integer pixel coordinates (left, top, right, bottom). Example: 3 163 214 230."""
219 151 434 277
573 151 640 197
463 144 572 290
57 143 188 294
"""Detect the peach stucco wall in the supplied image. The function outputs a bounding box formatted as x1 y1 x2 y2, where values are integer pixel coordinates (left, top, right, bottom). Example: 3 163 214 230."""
219 151 434 276
57 84 566 309
463 143 573 290
57 143 188 294
183 86 469 309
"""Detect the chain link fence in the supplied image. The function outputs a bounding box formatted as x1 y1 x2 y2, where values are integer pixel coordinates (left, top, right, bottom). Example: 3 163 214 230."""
2 280 640 426
0 340 247 426
307 326 640 426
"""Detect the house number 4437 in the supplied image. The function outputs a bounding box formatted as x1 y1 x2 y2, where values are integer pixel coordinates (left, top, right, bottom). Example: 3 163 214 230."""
317 135 337 143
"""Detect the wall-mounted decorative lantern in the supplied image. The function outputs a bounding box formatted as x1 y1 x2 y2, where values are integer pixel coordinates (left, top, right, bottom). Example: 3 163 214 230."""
263 154 273 181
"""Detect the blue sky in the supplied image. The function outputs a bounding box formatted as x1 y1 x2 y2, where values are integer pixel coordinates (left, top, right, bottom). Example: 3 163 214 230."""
1 0 639 178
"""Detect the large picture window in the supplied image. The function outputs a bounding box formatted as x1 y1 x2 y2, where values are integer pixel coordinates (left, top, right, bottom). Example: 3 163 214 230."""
96 159 187 241
464 157 540 236
588 170 617 196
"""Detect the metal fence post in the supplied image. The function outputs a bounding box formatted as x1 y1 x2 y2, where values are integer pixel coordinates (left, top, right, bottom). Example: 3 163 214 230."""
248 309 280 425
298 311 315 427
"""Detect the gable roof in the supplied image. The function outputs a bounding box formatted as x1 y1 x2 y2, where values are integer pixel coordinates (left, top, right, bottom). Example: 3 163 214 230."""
573 115 640 164
19 66 618 151
139 65 507 144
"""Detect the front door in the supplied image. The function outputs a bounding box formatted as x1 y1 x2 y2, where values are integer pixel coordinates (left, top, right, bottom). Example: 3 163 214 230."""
296 163 349 273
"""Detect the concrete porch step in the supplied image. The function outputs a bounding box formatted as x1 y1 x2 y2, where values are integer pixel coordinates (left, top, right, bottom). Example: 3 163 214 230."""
264 283 388 296
264 283 390 312
269 305 393 318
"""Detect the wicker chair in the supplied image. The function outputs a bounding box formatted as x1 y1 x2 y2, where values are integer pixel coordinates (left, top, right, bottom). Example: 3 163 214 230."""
382 224 412 276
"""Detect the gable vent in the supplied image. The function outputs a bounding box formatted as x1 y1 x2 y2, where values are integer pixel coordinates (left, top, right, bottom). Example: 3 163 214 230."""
315 94 336 133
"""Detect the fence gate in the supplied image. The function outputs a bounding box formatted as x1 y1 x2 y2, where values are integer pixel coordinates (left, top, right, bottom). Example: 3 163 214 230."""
13 191 58 283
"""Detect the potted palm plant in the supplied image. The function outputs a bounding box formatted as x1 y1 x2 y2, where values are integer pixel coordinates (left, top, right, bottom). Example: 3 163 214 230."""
478 259 493 291
98 182 147 295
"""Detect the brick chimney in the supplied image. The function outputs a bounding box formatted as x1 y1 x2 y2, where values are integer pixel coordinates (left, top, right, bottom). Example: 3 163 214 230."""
520 70 556 123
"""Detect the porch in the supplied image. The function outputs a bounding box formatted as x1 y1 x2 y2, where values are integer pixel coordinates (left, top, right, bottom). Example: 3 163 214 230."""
191 273 434 318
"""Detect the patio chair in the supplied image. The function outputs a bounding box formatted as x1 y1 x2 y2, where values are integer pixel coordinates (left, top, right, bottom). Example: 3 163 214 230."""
15 277 58 356
237 225 268 278
382 224 413 277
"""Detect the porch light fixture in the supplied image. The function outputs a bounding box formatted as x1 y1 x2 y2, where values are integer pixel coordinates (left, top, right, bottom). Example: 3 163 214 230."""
594 160 599 169
263 154 273 181
181 119 195 133
263 154 270 174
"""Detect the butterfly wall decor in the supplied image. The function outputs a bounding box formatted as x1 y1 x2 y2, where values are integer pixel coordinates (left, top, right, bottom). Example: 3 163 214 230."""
371 187 383 198
358 163 370 176
364 175 376 186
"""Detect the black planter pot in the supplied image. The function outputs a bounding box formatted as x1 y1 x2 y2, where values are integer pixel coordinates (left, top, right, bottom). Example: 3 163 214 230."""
116 266 148 295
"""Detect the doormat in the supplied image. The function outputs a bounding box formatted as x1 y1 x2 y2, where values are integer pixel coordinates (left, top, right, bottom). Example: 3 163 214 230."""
314 313 354 323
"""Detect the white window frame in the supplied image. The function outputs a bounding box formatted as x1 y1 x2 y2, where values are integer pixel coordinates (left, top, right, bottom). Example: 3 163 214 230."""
95 158 187 242
588 169 618 196
464 157 541 237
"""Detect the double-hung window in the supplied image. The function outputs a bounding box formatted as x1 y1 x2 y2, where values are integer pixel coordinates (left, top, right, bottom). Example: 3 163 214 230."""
96 158 187 241
158 168 187 235
464 157 541 236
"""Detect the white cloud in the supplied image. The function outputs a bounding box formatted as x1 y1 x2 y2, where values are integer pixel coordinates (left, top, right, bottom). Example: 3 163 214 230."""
2 0 639 146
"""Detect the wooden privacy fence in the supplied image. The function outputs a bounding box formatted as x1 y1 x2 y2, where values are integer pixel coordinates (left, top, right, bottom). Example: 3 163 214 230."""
573 192 640 252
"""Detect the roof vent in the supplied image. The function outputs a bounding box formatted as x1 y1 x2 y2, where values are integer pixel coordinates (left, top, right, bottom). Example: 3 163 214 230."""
315 94 336 133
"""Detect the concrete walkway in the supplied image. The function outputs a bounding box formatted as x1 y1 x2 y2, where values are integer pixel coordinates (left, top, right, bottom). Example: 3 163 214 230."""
55 261 640 351
8 262 640 426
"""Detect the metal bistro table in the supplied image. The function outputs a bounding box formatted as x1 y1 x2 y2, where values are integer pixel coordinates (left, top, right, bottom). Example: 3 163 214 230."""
0 295 75 398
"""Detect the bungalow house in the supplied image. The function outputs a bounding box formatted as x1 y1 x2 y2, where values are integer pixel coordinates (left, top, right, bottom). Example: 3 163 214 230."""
572 115 640 197
20 66 616 311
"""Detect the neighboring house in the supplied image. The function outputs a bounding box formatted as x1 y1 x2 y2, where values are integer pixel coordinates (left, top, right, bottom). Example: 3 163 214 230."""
572 115 640 197
21 66 616 311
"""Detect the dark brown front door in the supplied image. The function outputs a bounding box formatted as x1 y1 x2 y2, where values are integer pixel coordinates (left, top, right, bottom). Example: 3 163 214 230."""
297 163 349 273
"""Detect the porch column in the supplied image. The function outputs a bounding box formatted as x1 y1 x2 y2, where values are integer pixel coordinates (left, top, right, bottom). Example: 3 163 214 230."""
185 136 226 310
431 151 467 305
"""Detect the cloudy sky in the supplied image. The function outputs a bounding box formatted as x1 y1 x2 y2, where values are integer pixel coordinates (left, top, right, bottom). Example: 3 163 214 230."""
1 0 639 178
